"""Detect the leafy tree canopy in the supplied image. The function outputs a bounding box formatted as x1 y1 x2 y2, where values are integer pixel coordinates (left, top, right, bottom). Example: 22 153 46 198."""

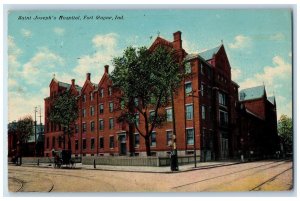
8 116 34 143
111 45 182 155
49 91 79 127
278 114 293 153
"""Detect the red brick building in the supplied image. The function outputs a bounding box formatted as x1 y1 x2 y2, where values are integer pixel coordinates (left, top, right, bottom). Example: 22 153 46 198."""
239 86 279 158
44 31 278 160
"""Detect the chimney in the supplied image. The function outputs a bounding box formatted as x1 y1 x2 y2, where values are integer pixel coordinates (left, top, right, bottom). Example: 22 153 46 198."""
173 31 182 50
86 73 91 81
71 79 75 86
104 65 109 74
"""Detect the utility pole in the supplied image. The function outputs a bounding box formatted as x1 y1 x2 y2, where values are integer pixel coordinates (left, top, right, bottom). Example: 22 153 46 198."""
34 106 38 157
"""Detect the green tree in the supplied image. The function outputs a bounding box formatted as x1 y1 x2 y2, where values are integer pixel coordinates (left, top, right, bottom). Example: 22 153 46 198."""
49 91 79 151
278 114 293 154
8 116 34 159
111 46 182 156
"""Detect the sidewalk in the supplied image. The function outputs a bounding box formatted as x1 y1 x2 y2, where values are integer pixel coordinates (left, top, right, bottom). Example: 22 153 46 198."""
14 160 241 173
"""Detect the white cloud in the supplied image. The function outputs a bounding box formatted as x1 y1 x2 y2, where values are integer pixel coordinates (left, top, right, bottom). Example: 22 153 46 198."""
229 35 251 49
270 33 285 41
8 87 48 123
73 33 119 84
8 36 22 89
8 79 17 88
92 33 118 50
53 27 65 36
22 47 65 84
21 28 32 38
182 39 200 54
231 68 242 81
239 55 291 90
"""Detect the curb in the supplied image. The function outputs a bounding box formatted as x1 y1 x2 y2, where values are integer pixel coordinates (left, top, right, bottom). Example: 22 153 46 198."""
9 161 242 174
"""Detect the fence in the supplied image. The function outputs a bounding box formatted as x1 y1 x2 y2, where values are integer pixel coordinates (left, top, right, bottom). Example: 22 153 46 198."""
8 155 198 167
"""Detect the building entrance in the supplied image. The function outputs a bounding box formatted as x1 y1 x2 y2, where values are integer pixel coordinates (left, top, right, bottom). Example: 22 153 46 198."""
118 133 126 155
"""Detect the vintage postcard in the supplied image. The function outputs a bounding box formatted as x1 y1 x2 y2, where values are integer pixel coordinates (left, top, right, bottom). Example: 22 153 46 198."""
6 8 293 193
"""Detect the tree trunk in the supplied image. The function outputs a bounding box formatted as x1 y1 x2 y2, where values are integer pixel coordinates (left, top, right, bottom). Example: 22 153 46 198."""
145 135 151 156
63 127 66 150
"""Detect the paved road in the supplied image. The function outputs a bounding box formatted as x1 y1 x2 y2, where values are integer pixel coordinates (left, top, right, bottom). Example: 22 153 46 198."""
7 160 293 192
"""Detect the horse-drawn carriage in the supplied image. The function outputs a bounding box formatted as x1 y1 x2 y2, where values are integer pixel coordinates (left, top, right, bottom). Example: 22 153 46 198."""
52 149 75 168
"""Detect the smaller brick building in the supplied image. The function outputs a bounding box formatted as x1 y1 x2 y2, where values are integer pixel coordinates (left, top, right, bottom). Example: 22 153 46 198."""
239 85 279 158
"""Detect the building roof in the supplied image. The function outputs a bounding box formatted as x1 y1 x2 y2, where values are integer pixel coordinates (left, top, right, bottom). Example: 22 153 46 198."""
58 81 71 90
199 45 222 60
239 85 265 101
267 96 276 105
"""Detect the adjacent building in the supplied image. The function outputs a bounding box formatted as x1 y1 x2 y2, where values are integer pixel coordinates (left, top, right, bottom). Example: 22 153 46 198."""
43 31 279 160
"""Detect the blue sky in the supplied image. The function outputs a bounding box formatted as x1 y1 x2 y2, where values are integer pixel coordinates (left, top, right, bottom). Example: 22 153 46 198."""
8 9 292 123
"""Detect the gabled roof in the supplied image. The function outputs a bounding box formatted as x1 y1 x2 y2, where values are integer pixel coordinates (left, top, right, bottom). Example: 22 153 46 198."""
199 45 222 61
239 85 265 101
267 96 276 105
58 81 71 90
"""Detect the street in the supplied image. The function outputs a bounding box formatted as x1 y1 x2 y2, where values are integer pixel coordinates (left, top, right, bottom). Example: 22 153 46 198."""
8 160 293 192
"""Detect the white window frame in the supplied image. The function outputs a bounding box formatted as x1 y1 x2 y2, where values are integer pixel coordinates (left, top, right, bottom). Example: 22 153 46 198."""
186 128 195 145
186 103 193 120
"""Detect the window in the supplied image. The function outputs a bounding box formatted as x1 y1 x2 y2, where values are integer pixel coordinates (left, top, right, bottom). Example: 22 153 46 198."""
99 104 104 114
134 98 139 107
82 108 86 117
83 139 86 150
75 140 78 150
120 100 125 109
99 119 104 130
186 128 194 145
201 63 204 75
82 123 86 132
166 130 173 145
82 94 86 102
100 88 104 98
90 106 95 116
91 138 95 150
109 102 114 112
186 104 193 120
109 136 114 148
202 105 206 120
185 82 192 96
135 113 139 127
99 137 104 148
109 118 114 129
52 136 55 148
201 84 205 96
46 137 49 148
75 124 79 134
220 110 228 126
90 92 94 101
90 121 95 132
166 108 173 122
58 136 62 148
150 132 156 147
185 62 192 74
149 111 155 122
134 133 140 147
108 87 112 96
219 92 227 106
